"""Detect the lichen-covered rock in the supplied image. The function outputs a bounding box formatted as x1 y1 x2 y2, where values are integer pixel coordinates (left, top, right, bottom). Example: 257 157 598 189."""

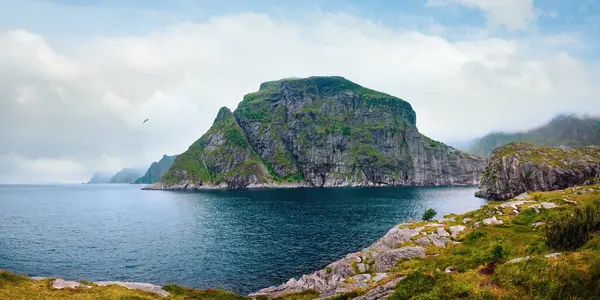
475 142 600 200
482 216 504 225
147 76 486 190
374 246 426 272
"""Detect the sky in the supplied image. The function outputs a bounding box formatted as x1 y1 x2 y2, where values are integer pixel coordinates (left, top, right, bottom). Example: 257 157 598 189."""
1 0 599 183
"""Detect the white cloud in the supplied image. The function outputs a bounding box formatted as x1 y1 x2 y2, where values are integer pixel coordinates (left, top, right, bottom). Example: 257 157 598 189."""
428 0 536 30
1 12 598 183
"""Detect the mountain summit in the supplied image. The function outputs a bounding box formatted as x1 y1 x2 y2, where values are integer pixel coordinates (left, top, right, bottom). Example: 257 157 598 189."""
145 76 485 190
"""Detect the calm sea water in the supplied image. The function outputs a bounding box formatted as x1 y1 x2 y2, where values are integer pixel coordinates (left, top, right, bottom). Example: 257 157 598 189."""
0 184 486 294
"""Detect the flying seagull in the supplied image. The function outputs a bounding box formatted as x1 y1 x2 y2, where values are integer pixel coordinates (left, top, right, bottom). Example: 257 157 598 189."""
142 118 149 124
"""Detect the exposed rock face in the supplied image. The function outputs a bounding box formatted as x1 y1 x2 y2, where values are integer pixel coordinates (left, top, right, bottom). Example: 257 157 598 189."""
134 154 178 184
475 142 600 200
146 76 485 190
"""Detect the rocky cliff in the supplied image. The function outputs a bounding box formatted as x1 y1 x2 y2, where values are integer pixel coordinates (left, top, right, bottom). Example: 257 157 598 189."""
475 142 600 200
146 76 486 190
133 154 178 184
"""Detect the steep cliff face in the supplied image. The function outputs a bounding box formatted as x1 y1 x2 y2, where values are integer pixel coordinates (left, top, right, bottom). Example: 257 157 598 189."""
133 154 177 184
475 142 600 200
146 76 486 190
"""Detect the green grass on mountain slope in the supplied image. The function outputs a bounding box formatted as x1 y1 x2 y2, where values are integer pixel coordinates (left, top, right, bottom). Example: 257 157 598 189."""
469 114 600 157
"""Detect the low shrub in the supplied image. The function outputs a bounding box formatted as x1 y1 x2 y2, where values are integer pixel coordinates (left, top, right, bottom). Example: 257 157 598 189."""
422 208 437 221
493 257 600 299
545 200 600 250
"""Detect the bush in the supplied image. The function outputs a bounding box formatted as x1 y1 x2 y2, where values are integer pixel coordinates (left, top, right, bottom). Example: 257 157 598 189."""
491 245 506 262
545 200 600 250
493 257 600 299
422 208 437 221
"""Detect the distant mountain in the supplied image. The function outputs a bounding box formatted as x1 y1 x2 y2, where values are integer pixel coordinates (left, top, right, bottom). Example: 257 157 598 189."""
133 154 178 184
87 172 113 184
468 114 600 157
109 167 147 184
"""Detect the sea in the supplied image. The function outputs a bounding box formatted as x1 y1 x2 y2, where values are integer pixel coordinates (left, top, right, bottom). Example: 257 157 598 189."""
0 184 487 294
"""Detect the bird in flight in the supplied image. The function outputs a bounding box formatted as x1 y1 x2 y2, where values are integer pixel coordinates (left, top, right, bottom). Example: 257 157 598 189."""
142 118 149 124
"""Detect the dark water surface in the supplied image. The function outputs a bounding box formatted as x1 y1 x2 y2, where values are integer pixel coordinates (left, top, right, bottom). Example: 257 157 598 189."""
0 184 486 294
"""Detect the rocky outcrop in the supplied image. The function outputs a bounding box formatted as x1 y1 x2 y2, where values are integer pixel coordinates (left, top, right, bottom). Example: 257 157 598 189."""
134 154 178 184
146 76 485 190
475 142 600 200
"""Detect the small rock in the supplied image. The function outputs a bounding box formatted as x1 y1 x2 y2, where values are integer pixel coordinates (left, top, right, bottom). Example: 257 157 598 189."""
499 200 533 210
507 256 531 264
349 274 371 283
563 199 577 205
374 246 426 272
512 210 519 215
53 279 90 289
436 228 450 237
444 267 454 273
449 225 466 238
545 252 561 258
425 223 445 227
532 222 545 228
533 207 540 214
482 216 504 225
372 273 388 283
415 236 432 246
357 263 367 273
438 217 456 223
31 277 49 281
473 221 481 228
428 234 452 247
462 218 473 224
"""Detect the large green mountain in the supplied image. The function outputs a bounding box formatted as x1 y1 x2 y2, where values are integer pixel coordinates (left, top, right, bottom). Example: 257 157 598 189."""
468 115 600 157
133 154 177 184
145 76 486 190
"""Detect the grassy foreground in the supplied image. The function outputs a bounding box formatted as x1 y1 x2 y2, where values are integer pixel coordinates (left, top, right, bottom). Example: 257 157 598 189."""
0 274 247 300
2 184 600 299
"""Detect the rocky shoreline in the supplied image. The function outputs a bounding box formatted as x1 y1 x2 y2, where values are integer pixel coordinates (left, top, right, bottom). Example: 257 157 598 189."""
142 180 480 191
249 216 469 299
